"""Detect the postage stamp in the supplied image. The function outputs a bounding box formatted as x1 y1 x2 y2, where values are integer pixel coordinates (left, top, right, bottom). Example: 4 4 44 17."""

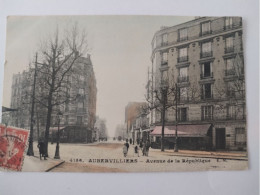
0 124 29 171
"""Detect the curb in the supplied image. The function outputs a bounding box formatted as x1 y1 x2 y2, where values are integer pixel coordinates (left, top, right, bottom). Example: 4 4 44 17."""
45 160 65 172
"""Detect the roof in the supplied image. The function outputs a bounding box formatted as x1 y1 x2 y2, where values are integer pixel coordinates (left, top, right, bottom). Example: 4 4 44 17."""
150 124 211 137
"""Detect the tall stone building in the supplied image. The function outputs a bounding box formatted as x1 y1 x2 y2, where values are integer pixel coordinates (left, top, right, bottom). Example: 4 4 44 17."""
9 54 97 143
150 17 246 151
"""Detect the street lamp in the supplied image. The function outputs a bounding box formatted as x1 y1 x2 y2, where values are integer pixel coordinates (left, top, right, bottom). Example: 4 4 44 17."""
160 82 168 152
174 83 179 152
54 110 63 159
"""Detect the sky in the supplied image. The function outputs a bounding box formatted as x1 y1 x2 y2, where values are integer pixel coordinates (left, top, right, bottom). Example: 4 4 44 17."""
2 15 194 137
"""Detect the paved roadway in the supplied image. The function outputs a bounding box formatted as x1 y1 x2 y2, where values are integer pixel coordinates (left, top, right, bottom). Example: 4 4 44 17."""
43 141 248 172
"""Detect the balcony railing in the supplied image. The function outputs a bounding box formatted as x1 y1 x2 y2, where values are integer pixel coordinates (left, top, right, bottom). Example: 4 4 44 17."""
153 18 242 51
200 30 212 36
161 42 168 47
200 51 213 58
177 56 189 63
201 114 213 121
201 92 214 100
178 36 188 42
200 72 213 79
161 60 168 66
225 46 234 53
225 69 236 76
177 75 189 83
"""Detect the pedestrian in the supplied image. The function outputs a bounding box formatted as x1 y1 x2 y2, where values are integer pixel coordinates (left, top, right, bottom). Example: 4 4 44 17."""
133 145 139 157
125 140 129 151
142 142 147 156
145 141 151 156
129 138 132 145
123 143 128 157
139 141 143 149
37 140 47 160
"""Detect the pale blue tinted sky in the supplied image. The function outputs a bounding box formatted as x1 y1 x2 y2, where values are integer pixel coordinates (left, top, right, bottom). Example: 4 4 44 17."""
3 15 194 136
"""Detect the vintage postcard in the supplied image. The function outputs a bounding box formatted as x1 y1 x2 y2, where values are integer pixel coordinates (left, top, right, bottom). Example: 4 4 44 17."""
0 16 247 172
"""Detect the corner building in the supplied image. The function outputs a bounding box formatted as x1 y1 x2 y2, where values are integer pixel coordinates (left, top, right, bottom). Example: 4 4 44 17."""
151 17 246 151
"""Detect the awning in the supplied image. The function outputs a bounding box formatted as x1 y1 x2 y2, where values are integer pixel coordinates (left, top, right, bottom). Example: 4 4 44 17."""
50 126 65 131
150 124 211 137
141 127 155 132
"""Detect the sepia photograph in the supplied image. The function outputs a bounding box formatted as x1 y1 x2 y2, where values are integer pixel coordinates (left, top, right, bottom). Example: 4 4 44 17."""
0 15 248 172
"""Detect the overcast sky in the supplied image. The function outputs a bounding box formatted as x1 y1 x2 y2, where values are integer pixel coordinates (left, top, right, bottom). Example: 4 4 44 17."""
3 15 194 136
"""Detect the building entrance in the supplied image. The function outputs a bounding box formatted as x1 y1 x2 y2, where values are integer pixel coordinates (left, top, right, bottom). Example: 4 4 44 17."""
216 128 226 149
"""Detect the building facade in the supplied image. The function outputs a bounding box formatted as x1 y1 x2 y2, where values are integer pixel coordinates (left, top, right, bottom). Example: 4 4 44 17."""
9 55 97 143
150 17 246 151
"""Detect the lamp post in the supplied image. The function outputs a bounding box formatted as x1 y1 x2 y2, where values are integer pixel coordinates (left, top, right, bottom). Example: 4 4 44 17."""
27 53 38 156
174 83 179 152
54 110 63 159
160 82 168 152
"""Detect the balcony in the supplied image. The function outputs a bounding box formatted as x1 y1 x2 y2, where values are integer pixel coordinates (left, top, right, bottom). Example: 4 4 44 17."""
201 92 214 100
177 76 189 83
161 42 168 47
178 36 188 42
200 51 213 58
200 72 213 79
161 60 168 66
225 69 236 76
177 56 189 63
200 30 212 36
225 46 234 54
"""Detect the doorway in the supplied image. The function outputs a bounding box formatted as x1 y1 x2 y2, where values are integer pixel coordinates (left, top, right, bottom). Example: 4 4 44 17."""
216 128 226 149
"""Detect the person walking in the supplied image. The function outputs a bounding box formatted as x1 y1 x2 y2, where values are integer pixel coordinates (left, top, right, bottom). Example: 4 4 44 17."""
145 141 151 156
123 143 128 157
37 140 47 160
133 145 139 157
125 140 129 152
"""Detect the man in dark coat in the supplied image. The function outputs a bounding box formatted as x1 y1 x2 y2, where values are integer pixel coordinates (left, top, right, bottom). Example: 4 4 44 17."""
37 140 47 160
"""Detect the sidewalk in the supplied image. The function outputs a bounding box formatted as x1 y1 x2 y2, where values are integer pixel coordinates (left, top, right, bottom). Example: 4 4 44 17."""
22 155 64 172
152 149 248 160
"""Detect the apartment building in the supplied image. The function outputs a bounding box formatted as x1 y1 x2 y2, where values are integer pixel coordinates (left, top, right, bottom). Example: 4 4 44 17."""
150 17 246 151
9 55 97 143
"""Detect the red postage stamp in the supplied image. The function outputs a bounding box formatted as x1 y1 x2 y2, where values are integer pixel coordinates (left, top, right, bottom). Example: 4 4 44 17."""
0 124 29 171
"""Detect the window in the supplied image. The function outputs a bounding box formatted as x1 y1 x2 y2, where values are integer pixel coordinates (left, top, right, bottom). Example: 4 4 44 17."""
65 102 69 112
77 116 83 125
79 75 84 82
201 62 212 78
201 42 212 58
162 52 168 65
227 105 236 119
162 34 168 46
201 83 213 99
77 102 84 112
235 128 246 146
225 58 235 76
65 115 69 125
225 37 234 53
201 22 211 35
179 87 188 101
179 28 188 41
178 68 188 83
201 105 213 120
225 17 233 29
178 108 188 122
161 70 168 85
78 88 84 95
178 47 188 62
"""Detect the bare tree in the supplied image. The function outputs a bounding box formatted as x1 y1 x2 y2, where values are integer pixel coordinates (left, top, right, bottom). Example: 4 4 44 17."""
32 23 89 156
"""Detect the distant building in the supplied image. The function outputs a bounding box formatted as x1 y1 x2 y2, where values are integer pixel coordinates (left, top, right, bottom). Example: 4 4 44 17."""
124 102 149 144
9 55 97 143
150 17 246 151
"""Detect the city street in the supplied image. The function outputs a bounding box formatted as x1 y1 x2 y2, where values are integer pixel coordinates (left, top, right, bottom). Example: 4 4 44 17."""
34 141 248 172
